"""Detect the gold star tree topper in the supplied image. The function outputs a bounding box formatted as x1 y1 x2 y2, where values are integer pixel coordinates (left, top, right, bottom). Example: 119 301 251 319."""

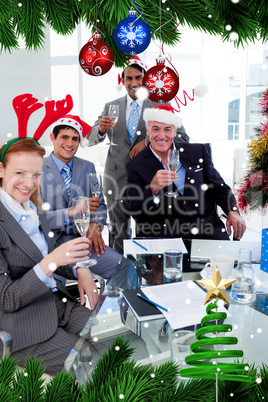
197 267 236 305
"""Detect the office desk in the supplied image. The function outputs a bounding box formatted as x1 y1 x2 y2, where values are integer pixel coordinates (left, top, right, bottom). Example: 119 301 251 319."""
64 240 268 384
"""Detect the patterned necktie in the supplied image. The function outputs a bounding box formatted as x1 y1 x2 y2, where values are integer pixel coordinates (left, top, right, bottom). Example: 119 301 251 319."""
127 100 139 143
62 164 72 196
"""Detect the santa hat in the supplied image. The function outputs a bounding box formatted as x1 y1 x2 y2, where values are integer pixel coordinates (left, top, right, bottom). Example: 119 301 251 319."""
53 115 91 147
143 104 182 129
126 55 148 72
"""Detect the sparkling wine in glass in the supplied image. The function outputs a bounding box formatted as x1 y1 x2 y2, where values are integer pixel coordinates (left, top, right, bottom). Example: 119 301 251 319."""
107 104 119 146
89 173 103 222
165 148 179 197
91 173 102 198
72 196 97 267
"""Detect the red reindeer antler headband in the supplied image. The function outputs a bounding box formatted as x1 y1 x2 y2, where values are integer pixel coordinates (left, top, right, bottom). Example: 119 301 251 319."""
0 93 73 162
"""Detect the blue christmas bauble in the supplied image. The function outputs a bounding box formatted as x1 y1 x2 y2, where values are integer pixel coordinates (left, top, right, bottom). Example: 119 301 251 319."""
114 10 151 55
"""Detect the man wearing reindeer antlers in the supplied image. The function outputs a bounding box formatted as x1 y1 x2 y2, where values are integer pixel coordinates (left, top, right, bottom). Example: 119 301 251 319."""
87 56 189 254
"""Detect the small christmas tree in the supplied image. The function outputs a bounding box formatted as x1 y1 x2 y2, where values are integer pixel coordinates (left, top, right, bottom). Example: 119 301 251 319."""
180 268 253 401
237 88 268 212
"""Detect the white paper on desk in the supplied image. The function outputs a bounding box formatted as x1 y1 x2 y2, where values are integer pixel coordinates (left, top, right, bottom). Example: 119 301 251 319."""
142 281 229 330
123 238 187 255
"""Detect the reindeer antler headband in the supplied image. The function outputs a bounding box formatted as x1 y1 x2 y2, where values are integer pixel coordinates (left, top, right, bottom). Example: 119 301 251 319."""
0 93 73 162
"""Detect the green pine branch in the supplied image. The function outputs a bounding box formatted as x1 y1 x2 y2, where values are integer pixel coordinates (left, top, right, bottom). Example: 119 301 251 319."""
256 363 268 401
44 371 82 402
174 377 214 402
0 0 19 52
1 0 268 65
89 336 135 388
0 337 266 400
14 0 46 51
44 0 81 35
17 356 46 402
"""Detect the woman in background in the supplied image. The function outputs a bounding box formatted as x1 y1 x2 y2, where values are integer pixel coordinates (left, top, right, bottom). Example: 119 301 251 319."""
0 137 97 375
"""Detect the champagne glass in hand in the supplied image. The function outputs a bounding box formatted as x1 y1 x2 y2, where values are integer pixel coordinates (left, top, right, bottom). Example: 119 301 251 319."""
72 196 97 267
91 172 103 198
106 105 119 146
165 149 179 197
89 173 103 222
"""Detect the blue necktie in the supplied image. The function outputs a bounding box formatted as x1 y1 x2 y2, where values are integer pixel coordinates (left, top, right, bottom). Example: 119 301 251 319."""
127 101 139 143
62 164 72 196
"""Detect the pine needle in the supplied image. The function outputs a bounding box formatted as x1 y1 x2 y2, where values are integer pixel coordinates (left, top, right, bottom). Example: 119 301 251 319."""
44 370 82 402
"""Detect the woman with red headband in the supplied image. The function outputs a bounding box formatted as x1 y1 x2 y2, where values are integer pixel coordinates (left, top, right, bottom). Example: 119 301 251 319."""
0 95 96 375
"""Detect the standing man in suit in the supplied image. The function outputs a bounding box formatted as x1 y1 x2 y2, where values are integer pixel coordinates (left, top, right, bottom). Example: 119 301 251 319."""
87 57 189 253
41 115 136 287
126 105 246 240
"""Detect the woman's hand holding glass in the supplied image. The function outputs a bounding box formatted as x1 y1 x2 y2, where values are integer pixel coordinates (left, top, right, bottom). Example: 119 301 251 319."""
39 237 91 276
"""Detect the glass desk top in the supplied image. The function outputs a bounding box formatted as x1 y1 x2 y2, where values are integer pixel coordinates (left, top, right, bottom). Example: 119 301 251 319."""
64 240 268 384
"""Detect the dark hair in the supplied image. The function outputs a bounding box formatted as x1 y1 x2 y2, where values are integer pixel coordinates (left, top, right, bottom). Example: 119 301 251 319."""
121 63 146 79
52 125 79 139
0 138 45 206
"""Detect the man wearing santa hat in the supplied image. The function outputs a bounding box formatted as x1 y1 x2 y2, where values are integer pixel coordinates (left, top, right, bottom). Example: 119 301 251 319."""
126 104 246 240
87 57 189 254
41 115 138 294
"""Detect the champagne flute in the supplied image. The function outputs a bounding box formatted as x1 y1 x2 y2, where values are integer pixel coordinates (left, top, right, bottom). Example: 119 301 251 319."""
89 173 103 222
72 196 97 267
106 104 119 146
165 149 179 197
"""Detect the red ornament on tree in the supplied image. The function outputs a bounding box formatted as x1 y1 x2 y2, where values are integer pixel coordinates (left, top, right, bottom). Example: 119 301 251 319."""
79 34 114 77
143 57 179 103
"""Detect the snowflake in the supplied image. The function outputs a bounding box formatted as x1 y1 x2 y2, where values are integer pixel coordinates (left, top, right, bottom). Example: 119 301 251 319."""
117 24 147 49
145 70 175 96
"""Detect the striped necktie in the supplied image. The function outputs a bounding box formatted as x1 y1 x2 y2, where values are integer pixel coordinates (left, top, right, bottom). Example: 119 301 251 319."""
62 164 72 196
127 100 139 143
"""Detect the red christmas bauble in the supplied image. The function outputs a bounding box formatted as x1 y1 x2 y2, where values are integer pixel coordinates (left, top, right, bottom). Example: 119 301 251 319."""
143 58 179 103
79 35 114 77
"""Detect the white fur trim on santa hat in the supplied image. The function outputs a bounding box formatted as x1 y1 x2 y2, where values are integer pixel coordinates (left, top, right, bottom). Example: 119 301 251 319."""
54 117 83 135
53 117 88 147
143 108 182 129
80 137 89 147
127 57 148 72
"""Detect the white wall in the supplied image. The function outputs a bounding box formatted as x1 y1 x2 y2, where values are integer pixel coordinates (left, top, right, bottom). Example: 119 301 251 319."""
0 27 52 146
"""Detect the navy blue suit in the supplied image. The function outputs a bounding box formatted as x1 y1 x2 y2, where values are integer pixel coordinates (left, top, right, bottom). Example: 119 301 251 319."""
126 142 237 239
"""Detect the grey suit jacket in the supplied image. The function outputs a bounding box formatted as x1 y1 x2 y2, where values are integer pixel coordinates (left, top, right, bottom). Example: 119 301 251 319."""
41 153 107 240
0 201 77 352
87 95 189 201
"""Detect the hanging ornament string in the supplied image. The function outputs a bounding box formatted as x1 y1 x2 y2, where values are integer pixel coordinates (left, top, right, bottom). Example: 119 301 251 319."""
142 0 181 104
84 0 105 42
173 89 195 111
160 0 195 110
144 0 205 108
160 0 184 73
132 0 150 26
148 0 177 60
